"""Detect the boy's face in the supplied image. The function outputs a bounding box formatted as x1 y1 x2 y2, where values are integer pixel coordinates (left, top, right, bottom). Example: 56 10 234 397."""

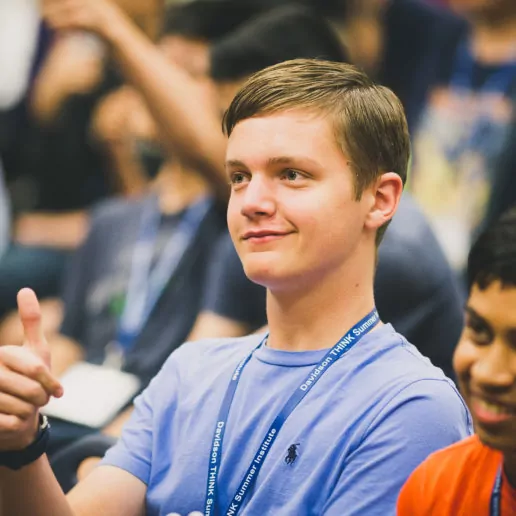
454 280 516 454
225 109 378 292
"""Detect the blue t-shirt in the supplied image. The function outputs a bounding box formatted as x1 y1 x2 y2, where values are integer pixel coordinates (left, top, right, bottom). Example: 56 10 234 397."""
102 325 472 515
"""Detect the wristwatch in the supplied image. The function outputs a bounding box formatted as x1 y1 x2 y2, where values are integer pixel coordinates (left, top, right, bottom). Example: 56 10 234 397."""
0 414 50 470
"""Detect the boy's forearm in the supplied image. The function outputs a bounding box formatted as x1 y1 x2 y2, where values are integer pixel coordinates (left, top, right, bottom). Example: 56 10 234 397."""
0 456 74 516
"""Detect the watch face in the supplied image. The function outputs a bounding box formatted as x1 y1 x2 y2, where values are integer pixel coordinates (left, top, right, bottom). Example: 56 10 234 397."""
40 414 49 431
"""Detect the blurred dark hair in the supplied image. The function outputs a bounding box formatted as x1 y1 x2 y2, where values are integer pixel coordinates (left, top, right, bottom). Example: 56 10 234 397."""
467 207 516 291
162 0 270 42
210 5 348 82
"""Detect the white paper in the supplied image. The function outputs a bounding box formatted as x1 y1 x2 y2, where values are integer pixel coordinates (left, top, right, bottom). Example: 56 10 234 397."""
42 362 141 428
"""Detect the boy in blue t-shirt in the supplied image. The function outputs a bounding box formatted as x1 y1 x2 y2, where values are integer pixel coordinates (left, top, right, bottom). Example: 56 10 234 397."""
0 60 471 515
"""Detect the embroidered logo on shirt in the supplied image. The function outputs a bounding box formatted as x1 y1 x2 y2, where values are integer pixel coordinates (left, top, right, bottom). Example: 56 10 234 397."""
285 443 300 465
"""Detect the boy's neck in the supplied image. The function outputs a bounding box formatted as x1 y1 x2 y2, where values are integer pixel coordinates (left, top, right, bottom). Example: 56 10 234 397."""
471 16 516 64
266 244 379 352
153 161 209 214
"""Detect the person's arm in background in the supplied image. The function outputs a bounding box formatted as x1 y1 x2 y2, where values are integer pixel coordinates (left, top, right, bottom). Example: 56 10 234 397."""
31 33 105 126
13 210 90 250
42 0 229 202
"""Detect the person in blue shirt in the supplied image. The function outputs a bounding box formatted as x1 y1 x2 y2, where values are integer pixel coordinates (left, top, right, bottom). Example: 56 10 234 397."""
0 58 470 515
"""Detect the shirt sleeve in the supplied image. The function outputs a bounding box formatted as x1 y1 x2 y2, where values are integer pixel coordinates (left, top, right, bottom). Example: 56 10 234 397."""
100 352 180 484
321 379 472 515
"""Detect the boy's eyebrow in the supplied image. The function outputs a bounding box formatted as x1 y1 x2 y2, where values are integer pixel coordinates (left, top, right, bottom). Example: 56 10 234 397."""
466 305 516 343
225 159 248 170
225 155 321 170
464 306 487 324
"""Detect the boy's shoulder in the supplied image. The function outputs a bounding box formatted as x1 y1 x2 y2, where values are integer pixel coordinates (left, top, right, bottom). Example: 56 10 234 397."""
356 325 451 383
352 327 470 427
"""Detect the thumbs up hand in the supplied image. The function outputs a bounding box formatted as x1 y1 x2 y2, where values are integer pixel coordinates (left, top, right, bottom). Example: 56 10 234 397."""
0 289 63 451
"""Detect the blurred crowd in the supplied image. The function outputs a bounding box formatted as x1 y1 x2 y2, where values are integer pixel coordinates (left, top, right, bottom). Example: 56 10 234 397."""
0 0 515 475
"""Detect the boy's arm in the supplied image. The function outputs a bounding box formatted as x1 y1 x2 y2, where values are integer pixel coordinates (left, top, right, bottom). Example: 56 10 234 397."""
1 459 146 516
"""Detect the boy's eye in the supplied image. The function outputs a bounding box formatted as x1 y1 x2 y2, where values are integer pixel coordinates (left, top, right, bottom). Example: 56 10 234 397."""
230 172 248 185
281 169 302 181
466 317 493 345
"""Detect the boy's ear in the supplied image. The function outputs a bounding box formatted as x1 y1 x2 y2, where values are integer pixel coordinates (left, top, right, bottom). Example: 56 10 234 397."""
364 172 403 231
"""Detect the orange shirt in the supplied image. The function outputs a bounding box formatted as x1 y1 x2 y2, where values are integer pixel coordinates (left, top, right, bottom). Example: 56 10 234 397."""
398 435 516 515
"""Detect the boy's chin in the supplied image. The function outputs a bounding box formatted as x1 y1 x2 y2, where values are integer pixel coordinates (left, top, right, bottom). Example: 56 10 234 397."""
476 424 516 455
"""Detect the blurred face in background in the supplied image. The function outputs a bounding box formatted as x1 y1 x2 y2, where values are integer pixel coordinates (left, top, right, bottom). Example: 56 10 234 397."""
453 281 516 455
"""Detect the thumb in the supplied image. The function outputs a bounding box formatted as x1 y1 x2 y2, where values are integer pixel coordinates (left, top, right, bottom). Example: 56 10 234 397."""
17 288 50 364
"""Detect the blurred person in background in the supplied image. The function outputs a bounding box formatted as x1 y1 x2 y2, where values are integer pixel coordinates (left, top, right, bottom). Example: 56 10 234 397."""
41 150 224 454
398 206 516 515
0 0 165 321
409 0 516 276
308 0 465 132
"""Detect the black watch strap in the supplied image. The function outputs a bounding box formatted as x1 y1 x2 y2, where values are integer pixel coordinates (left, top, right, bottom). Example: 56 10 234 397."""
0 414 50 471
